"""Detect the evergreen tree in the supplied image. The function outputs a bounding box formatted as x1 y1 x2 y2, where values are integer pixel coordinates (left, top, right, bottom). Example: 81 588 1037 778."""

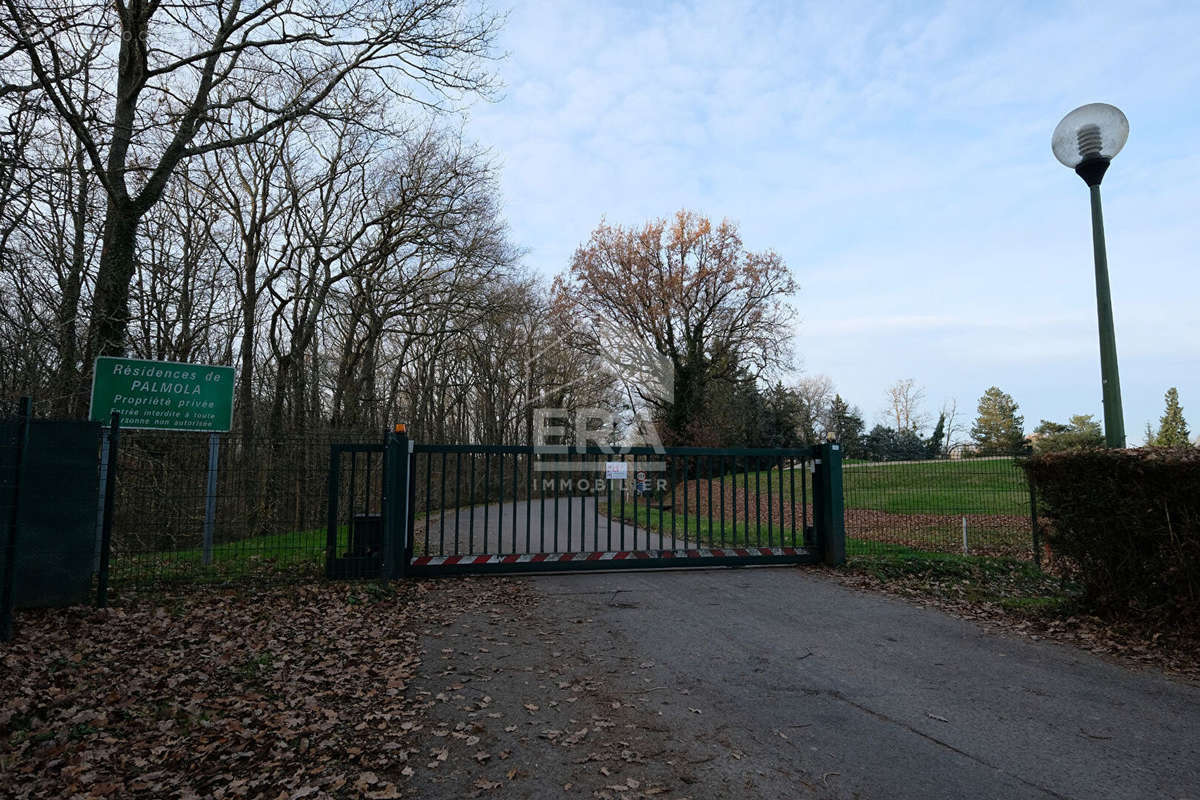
1033 414 1103 453
971 386 1026 454
828 394 865 457
926 412 946 457
761 382 807 448
862 425 927 461
1154 387 1191 447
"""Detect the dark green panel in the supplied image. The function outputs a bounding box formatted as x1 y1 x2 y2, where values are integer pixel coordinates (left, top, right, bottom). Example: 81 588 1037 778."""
13 421 101 607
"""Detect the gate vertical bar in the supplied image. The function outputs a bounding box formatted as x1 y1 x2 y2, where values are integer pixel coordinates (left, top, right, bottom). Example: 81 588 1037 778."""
511 453 518 553
405 440 416 568
425 453 432 555
667 456 674 546
592 453 599 552
454 452 462 555
202 432 220 566
469 454 477 554
498 452 505 553
483 452 491 552
326 446 341 576
440 451 447 556
706 456 713 547
95 411 120 608
778 454 785 547
93 428 110 572
739 460 748 546
606 466 612 551
539 454 546 552
1029 472 1041 569
754 458 762 545
631 454 638 550
383 427 411 579
525 451 532 554
1 397 32 640
553 453 561 552
789 455 796 546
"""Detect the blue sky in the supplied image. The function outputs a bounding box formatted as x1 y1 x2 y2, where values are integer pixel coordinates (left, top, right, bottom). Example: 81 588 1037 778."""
463 0 1199 444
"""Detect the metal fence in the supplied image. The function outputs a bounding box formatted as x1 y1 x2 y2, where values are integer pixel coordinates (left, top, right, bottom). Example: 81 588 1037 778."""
4 415 1042 600
840 455 1037 560
108 430 380 588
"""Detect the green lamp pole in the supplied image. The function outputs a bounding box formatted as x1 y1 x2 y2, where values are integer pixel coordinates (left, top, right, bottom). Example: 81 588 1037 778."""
1053 103 1129 448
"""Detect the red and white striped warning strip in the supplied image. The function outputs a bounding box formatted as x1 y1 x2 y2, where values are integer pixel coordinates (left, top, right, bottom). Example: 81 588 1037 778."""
411 546 803 568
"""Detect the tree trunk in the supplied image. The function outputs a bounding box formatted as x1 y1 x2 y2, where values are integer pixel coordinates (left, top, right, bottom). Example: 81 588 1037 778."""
53 148 90 415
237 276 258 434
87 203 140 359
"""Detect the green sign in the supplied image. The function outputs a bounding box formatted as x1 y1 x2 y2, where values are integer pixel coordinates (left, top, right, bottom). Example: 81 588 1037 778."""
90 357 235 432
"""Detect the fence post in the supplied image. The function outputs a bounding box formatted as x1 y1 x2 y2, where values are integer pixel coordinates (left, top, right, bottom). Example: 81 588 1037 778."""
202 433 220 565
383 425 411 579
405 437 416 568
1029 475 1041 569
326 445 341 578
1 397 32 642
815 441 846 566
93 428 110 572
95 412 120 608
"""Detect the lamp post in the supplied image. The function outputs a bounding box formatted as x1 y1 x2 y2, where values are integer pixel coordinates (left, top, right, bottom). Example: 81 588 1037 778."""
1052 102 1129 448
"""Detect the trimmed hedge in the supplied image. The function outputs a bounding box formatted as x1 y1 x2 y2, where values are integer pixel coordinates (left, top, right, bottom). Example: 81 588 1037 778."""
1024 448 1200 619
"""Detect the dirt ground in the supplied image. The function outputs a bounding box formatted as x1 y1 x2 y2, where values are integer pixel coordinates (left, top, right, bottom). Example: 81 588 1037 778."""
4 568 1196 799
1 579 734 800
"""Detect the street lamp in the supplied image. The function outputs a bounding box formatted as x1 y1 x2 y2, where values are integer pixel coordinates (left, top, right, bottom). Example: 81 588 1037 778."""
1052 102 1129 448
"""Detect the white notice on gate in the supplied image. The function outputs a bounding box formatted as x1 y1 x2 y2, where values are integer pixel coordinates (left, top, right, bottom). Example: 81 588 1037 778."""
605 461 628 480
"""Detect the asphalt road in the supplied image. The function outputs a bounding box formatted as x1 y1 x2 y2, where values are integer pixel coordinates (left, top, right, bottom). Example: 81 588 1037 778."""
415 497 684 556
515 568 1199 799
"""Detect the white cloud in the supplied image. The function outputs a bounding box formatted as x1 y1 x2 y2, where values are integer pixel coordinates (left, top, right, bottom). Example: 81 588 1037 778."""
465 0 1200 440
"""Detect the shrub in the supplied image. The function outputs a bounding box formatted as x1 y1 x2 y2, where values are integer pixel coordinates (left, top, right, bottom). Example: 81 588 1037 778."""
1024 448 1200 620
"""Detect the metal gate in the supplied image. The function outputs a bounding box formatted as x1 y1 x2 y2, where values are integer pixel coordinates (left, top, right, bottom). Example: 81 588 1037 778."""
325 442 388 579
326 431 845 579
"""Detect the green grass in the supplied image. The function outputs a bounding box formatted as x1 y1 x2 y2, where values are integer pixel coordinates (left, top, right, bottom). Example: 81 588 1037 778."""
112 510 437 586
602 502 967 557
600 503 803 549
847 550 1077 614
841 459 1028 516
112 525 346 584
683 457 1028 516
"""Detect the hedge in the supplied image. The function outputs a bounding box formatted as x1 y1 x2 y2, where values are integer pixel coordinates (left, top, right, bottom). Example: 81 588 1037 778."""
1024 448 1200 619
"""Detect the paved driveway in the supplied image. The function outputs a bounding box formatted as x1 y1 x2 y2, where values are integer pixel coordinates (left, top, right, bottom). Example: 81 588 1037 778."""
508 568 1200 798
415 496 685 555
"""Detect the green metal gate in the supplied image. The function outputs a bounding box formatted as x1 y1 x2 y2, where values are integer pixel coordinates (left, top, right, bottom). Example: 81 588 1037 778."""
327 431 845 578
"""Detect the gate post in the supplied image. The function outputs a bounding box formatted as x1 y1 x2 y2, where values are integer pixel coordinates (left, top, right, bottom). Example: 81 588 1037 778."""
1 397 32 641
383 425 411 579
813 442 846 566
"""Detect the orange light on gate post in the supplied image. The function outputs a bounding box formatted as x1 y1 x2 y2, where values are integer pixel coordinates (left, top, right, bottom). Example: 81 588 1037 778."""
394 423 407 434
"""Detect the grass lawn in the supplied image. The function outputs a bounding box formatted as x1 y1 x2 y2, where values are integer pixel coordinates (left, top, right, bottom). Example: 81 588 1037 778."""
602 501 962 558
844 550 1077 615
703 458 1028 517
600 503 805 549
112 520 431 585
112 526 346 584
841 458 1029 516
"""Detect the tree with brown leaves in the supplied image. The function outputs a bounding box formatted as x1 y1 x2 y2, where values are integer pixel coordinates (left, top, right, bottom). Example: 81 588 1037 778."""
554 210 796 445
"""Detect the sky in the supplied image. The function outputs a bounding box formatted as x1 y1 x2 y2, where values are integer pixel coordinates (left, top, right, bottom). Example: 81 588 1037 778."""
462 0 1199 445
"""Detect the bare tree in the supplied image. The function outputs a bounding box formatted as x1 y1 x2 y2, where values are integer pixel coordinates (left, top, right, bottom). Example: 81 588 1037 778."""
941 398 963 450
2 0 501 372
792 374 835 442
884 378 928 433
